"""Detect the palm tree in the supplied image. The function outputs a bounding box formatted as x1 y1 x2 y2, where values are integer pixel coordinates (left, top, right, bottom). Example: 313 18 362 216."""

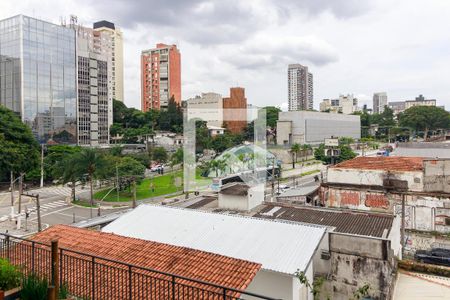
300 144 312 166
290 143 301 169
52 155 80 202
75 148 105 210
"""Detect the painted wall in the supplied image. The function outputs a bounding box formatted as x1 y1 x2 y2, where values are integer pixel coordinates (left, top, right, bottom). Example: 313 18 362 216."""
245 269 308 300
218 184 264 211
327 168 424 192
404 230 450 257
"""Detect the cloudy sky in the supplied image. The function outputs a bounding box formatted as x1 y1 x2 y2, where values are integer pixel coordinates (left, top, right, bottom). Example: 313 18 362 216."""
2 0 450 110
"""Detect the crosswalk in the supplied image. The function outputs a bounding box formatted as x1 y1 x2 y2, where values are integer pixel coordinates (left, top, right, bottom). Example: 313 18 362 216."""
25 200 69 217
28 186 73 198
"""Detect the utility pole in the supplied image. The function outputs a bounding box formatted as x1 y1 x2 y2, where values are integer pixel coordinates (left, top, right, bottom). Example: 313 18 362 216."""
18 173 24 214
401 193 406 259
21 193 42 232
132 179 137 208
40 144 44 188
116 164 119 202
271 157 275 200
10 171 14 208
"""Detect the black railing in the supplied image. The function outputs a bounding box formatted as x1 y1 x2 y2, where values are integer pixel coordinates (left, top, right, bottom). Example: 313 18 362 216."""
0 233 279 300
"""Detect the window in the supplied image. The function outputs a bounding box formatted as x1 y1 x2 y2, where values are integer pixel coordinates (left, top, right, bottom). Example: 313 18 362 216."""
445 217 450 226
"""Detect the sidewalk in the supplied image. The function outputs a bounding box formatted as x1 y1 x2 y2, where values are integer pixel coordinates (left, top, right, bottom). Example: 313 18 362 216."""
281 163 325 179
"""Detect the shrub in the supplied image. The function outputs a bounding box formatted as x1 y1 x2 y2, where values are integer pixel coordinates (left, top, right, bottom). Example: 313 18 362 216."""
0 258 21 290
21 273 48 300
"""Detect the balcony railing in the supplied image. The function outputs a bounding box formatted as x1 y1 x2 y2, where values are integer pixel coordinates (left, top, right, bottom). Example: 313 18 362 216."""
0 233 279 300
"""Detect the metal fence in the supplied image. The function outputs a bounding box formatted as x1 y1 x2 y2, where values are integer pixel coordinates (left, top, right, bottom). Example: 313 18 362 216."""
0 233 278 300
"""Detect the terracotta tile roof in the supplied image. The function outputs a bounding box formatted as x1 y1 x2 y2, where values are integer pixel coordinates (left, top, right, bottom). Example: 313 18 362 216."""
29 225 261 298
333 156 424 172
255 205 394 238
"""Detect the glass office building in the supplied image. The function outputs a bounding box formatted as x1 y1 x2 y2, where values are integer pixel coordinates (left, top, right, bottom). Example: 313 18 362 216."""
0 15 77 144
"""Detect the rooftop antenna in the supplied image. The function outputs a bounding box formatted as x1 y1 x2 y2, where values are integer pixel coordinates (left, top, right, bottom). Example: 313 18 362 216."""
70 15 78 29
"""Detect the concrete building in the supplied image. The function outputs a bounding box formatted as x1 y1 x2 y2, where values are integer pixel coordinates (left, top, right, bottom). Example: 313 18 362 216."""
141 43 181 111
321 156 450 256
218 182 265 211
276 111 361 145
223 87 247 134
93 20 124 103
103 204 327 300
319 94 359 114
185 92 223 127
255 205 400 300
391 142 450 158
389 95 437 114
0 15 77 144
373 92 387 114
75 25 110 146
288 64 313 111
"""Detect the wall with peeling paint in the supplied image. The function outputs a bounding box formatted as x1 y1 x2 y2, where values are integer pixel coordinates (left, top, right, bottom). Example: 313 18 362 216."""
319 233 396 300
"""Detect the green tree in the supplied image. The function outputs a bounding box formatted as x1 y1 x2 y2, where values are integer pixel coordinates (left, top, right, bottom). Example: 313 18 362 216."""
399 106 450 139
152 147 168 163
159 97 183 133
52 154 82 201
211 134 234 153
74 148 106 208
264 106 281 128
314 144 357 164
0 106 40 181
290 143 300 169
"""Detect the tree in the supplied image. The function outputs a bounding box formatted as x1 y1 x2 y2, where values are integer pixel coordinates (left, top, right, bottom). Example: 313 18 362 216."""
52 154 82 201
399 106 450 139
290 143 300 169
0 106 39 181
159 97 183 133
74 148 106 209
314 144 357 164
152 147 168 163
264 106 281 128
211 134 234 153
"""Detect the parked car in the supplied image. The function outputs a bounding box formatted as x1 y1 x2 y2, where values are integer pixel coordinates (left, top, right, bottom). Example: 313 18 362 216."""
414 247 450 267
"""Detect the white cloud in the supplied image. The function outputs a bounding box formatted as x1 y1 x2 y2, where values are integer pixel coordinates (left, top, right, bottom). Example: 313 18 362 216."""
1 0 450 111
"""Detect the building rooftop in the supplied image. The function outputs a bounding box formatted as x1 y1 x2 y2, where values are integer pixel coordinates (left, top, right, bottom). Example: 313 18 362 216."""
255 205 394 238
32 225 261 291
220 182 250 196
103 205 326 275
333 156 424 172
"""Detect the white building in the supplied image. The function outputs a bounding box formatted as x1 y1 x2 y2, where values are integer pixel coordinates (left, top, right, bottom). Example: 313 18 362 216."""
185 93 223 128
218 182 265 211
373 92 387 114
93 21 124 103
319 94 359 115
277 111 361 145
103 205 327 300
288 64 313 111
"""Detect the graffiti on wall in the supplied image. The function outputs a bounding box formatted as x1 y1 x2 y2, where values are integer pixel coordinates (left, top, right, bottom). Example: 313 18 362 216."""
394 205 413 229
435 208 450 232
340 191 360 207
365 193 389 209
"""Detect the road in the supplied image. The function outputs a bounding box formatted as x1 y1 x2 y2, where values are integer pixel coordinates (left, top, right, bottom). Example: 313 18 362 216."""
0 186 127 230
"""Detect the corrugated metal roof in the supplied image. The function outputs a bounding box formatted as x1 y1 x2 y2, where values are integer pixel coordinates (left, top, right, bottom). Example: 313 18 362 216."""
103 205 326 275
255 205 394 238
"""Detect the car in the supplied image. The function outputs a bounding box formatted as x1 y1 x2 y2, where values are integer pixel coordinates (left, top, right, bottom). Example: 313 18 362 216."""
414 247 450 267
150 164 164 172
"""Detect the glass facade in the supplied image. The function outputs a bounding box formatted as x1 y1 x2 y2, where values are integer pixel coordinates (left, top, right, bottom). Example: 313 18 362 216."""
0 15 77 144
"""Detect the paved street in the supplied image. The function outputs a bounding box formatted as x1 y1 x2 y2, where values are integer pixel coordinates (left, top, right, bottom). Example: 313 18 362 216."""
0 186 128 232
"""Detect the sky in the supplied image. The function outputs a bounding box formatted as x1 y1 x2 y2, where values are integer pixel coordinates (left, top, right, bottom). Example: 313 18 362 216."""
2 0 450 111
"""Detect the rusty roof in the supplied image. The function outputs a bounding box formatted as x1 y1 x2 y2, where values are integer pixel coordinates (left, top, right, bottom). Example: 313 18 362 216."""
333 156 424 172
255 205 394 237
31 225 261 293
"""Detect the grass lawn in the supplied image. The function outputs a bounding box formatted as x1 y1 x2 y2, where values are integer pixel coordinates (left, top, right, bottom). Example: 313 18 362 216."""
94 169 211 202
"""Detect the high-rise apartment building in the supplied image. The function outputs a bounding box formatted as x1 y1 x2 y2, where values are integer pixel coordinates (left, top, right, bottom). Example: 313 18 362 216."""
288 64 313 111
0 15 77 144
223 87 247 134
373 92 387 114
141 43 181 111
93 20 124 103
75 24 110 146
